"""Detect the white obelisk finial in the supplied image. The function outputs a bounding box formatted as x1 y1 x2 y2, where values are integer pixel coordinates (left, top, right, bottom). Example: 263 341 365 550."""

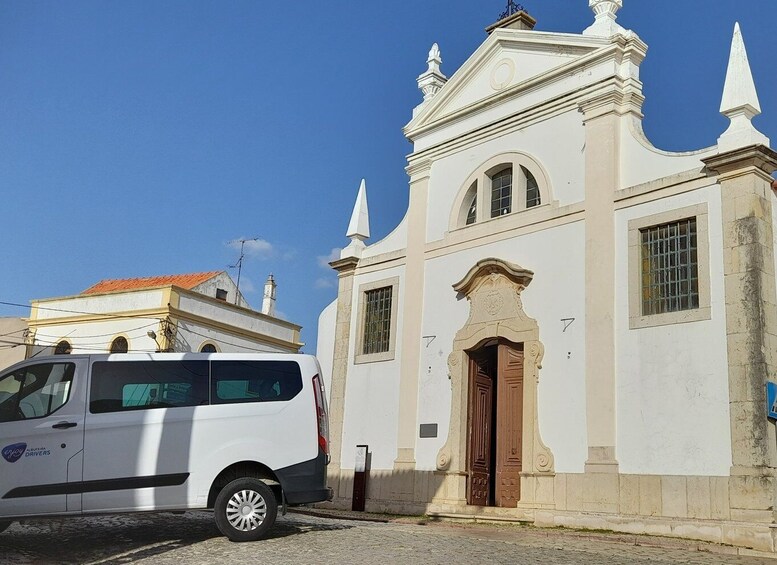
341 179 370 258
717 22 769 151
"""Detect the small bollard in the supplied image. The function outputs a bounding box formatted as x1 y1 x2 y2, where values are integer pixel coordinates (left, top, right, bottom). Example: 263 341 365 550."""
352 444 368 512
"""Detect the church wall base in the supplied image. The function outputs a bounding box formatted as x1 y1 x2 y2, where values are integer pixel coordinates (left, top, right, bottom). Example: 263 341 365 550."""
324 468 777 554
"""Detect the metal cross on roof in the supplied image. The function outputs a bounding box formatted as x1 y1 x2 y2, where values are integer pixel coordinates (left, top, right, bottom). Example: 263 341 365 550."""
499 0 526 20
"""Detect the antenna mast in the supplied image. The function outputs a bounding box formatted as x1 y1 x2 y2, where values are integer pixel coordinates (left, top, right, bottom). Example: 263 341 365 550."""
229 237 260 305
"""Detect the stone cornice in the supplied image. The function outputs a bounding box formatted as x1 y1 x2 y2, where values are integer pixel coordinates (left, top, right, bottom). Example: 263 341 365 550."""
578 79 645 120
405 157 432 182
330 256 360 274
702 144 777 179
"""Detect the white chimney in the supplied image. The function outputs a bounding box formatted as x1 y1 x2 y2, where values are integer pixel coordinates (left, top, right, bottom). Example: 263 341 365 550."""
262 274 277 316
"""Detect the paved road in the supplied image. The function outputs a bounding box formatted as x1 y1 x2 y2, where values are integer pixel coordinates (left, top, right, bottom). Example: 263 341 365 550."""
0 511 774 564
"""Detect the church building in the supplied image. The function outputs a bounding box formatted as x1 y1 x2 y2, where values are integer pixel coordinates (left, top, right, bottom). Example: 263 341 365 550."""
317 0 777 553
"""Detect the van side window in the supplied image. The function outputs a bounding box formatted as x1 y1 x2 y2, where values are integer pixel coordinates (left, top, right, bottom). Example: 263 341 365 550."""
211 361 302 404
90 361 209 413
0 363 75 422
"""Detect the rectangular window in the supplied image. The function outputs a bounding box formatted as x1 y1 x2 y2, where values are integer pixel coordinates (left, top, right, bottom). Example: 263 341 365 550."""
211 360 302 404
90 361 209 413
640 218 699 315
363 286 392 355
355 277 399 364
490 168 512 218
628 203 710 329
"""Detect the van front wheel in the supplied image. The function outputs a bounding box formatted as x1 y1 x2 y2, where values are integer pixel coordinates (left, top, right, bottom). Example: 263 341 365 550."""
0 521 11 534
214 478 277 542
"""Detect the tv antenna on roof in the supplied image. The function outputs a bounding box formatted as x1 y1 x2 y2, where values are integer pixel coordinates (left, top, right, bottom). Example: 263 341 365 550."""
229 237 260 305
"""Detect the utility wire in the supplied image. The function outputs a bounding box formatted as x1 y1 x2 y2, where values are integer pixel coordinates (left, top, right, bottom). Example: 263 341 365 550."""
0 336 159 354
33 321 158 340
0 300 164 321
0 327 27 339
179 325 293 353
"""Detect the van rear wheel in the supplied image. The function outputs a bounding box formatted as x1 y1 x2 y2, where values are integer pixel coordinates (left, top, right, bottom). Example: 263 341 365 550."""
214 478 277 542
0 521 11 534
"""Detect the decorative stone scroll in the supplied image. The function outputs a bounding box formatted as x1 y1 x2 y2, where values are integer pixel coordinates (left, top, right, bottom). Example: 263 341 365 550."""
436 258 554 480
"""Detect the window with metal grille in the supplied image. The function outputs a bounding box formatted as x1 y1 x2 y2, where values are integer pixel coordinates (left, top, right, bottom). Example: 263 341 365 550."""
490 168 512 218
362 286 393 355
640 217 699 315
523 166 541 208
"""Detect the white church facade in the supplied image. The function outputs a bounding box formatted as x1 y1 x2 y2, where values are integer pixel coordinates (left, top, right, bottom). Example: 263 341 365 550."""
317 0 777 553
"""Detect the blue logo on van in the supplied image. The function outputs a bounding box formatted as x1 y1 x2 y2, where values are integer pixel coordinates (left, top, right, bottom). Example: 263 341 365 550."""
2 443 27 463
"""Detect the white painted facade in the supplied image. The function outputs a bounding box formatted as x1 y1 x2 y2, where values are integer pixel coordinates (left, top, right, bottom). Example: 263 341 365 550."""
27 272 301 356
318 1 777 554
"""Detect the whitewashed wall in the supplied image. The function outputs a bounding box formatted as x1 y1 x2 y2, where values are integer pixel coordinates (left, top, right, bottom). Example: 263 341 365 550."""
33 290 165 321
340 265 406 470
619 118 717 190
175 319 293 353
425 109 586 244
316 299 338 405
178 293 298 345
416 221 587 472
192 271 249 309
34 318 160 354
614 185 731 476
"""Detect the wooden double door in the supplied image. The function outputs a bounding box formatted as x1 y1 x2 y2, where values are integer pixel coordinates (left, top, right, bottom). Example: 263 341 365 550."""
467 341 524 508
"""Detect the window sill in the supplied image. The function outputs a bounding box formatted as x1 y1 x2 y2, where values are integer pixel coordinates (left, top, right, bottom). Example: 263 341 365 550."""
629 306 711 330
354 350 396 364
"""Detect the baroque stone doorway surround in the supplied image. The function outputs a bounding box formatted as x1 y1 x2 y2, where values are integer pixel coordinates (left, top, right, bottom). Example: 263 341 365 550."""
433 257 555 511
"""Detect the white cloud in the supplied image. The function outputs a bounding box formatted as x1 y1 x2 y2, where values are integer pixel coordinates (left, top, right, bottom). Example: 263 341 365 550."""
228 238 274 259
317 248 341 269
314 277 335 289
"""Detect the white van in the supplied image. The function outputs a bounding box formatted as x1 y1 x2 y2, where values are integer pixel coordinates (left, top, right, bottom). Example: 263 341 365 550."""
0 353 331 542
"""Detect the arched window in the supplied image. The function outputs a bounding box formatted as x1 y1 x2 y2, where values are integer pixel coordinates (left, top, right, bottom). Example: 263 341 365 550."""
523 166 540 208
465 182 477 225
200 343 218 353
54 341 72 355
451 153 551 230
490 168 512 218
110 336 128 353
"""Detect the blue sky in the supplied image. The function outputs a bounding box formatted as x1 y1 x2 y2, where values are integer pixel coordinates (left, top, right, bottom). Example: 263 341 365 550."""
1 1 775 353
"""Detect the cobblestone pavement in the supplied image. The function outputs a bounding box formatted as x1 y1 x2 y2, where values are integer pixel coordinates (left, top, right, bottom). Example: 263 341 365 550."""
1 511 775 565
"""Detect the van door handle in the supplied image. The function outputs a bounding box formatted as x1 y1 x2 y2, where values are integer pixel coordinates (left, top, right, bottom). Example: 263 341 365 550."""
52 422 78 429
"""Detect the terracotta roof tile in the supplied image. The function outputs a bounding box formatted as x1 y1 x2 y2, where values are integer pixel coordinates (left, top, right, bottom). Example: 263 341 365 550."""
82 271 222 295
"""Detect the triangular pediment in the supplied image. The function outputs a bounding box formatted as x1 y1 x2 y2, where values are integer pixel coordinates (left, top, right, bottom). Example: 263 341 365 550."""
405 29 608 137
